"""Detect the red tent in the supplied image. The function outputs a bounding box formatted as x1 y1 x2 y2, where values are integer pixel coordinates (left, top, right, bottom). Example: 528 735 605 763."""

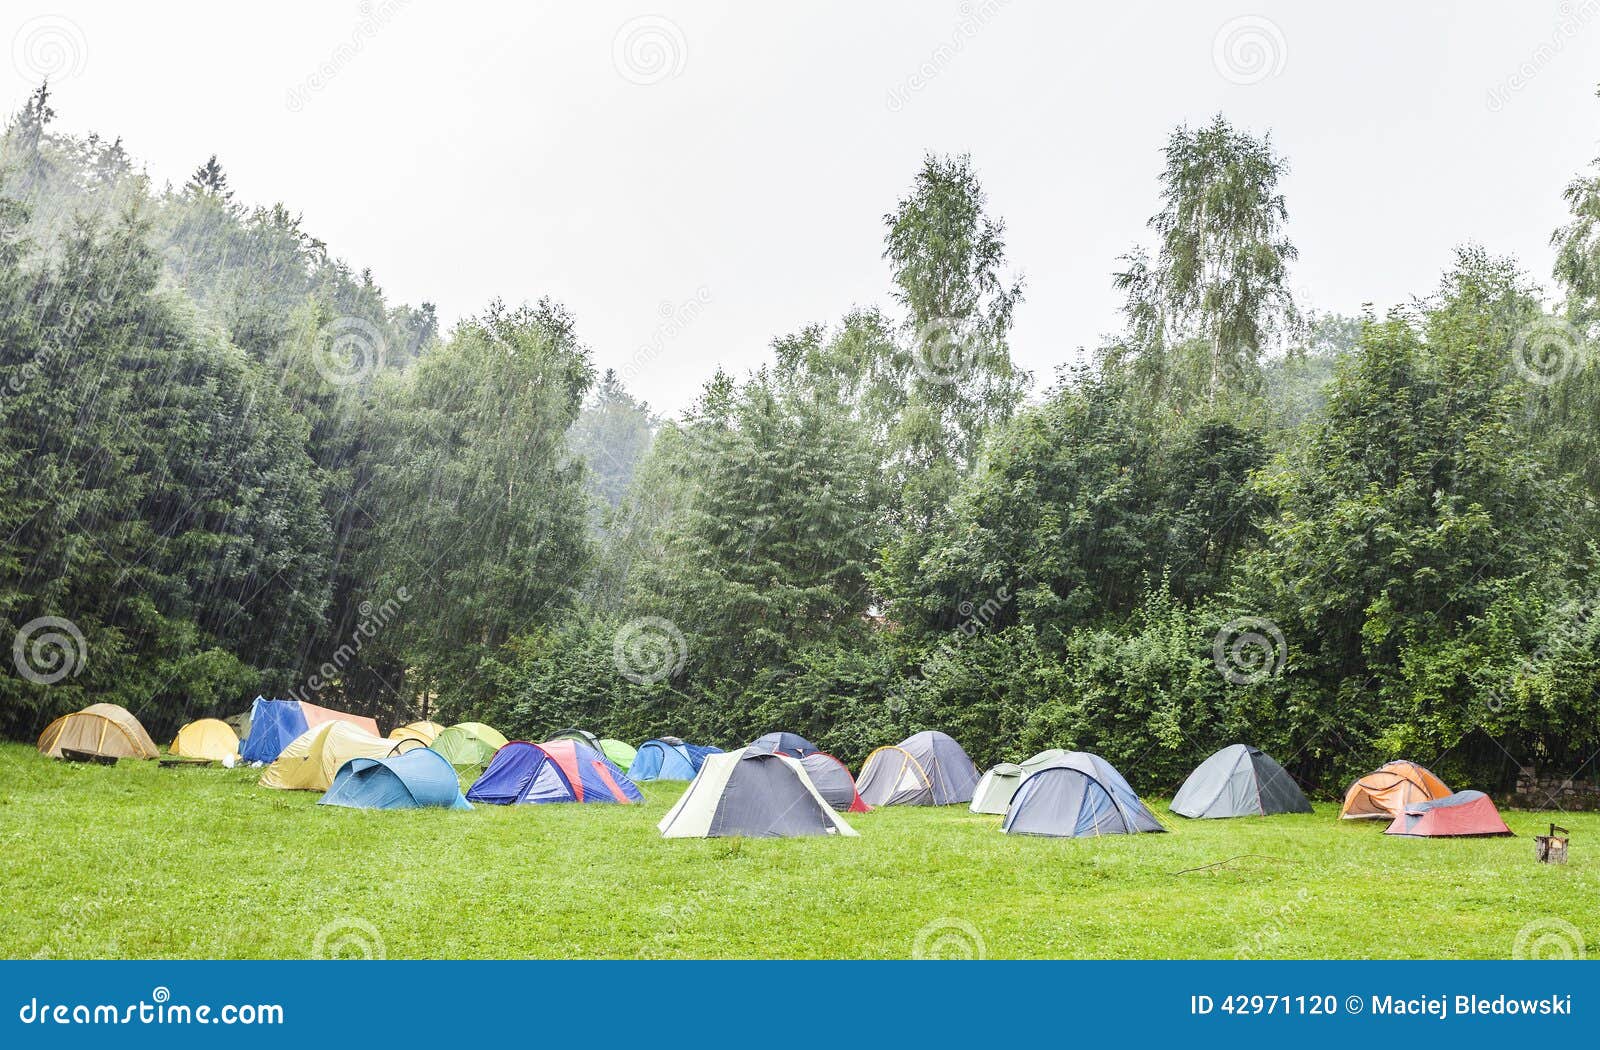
1384 790 1513 837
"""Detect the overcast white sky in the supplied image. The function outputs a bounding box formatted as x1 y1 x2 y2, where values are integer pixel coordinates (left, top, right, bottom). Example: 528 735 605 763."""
7 1 1600 414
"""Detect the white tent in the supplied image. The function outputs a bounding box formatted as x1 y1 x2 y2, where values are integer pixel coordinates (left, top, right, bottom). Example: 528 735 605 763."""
970 748 1071 814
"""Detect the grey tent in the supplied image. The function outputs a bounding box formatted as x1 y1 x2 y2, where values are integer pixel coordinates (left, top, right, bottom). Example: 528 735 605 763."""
797 752 869 812
658 748 858 838
1002 751 1165 837
971 748 1070 814
748 731 819 757
856 730 981 806
1170 744 1312 819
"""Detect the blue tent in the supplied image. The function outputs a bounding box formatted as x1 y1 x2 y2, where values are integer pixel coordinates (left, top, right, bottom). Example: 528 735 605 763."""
465 740 643 805
238 697 308 764
748 731 818 758
319 747 472 811
629 737 722 781
1002 753 1165 838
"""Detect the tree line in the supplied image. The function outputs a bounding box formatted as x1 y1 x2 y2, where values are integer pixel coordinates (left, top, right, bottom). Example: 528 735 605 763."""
3 84 1598 794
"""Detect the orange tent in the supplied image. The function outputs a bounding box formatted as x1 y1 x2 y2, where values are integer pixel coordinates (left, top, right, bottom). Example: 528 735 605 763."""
37 703 160 760
298 700 380 738
1341 760 1450 820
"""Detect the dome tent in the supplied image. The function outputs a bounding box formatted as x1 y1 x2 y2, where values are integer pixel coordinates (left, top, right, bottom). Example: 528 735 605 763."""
748 732 818 758
320 747 472 811
629 737 722 781
798 752 869 812
1341 761 1450 820
600 739 637 773
431 722 508 767
971 749 1071 814
1385 790 1513 838
1002 752 1165 838
466 740 642 805
388 720 445 745
37 703 159 760
237 697 380 764
548 728 602 750
658 749 858 838
259 722 399 791
1170 744 1313 819
170 718 241 762
856 731 980 806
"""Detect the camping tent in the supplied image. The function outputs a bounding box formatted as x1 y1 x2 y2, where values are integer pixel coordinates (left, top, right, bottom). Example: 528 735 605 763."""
259 722 399 791
600 739 637 773
466 740 642 805
388 720 444 745
798 752 869 812
856 731 981 806
37 703 159 760
658 749 858 838
223 709 252 743
1002 752 1166 837
629 737 723 781
431 722 508 767
1341 761 1451 820
169 718 240 762
548 728 602 750
1385 790 1513 838
237 697 380 764
748 732 819 758
319 747 472 811
1170 744 1313 819
971 749 1071 814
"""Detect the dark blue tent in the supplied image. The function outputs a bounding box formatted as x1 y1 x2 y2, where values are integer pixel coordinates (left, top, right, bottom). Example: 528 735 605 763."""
748 732 818 758
629 737 722 781
319 747 472 811
466 740 643 805
238 697 308 764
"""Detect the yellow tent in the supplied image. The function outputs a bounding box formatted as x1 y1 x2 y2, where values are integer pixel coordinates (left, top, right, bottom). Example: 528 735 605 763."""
170 718 240 761
38 703 159 760
260 721 399 791
388 720 445 744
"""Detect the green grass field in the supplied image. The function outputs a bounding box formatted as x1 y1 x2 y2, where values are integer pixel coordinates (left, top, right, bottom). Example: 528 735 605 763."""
1 742 1593 960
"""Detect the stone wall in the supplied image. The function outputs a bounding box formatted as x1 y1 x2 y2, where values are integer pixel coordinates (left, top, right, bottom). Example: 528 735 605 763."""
1507 768 1600 812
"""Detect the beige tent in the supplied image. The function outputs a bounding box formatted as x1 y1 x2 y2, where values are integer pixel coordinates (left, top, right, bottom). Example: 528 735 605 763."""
260 721 399 791
970 748 1071 814
388 720 445 744
37 703 159 760
170 718 240 762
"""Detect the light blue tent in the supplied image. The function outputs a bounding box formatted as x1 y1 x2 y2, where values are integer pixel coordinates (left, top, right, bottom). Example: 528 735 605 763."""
1002 751 1165 837
319 747 472 811
629 737 722 781
237 697 308 764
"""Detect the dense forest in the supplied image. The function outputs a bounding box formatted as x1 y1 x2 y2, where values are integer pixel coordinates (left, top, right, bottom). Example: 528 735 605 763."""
3 82 1599 794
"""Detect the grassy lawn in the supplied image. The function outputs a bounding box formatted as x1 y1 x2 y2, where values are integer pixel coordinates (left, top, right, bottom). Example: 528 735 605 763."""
1 741 1594 960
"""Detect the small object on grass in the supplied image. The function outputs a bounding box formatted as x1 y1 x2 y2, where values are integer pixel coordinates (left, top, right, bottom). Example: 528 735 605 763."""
60 748 118 766
1534 824 1569 864
159 756 216 769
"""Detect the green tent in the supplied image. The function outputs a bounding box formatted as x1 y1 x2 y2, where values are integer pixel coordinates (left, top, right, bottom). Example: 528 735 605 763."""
431 722 508 767
600 738 637 773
